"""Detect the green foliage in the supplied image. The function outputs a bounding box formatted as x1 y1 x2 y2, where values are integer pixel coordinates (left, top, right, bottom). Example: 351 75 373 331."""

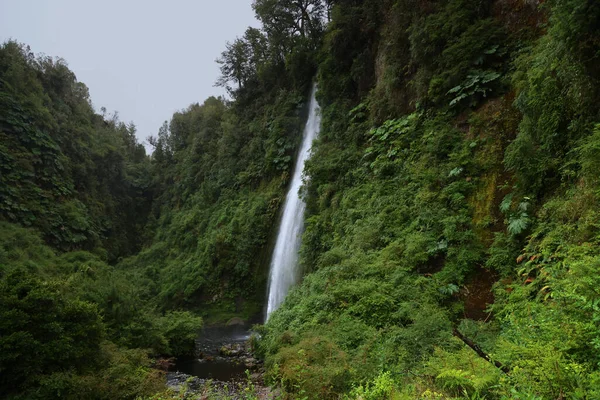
578 124 600 185
448 69 502 107
3 0 600 399
0 269 104 396
158 311 203 357
0 223 196 398
135 26 314 313
499 194 532 236
253 0 325 64
347 371 396 400
259 106 486 397
258 0 600 399
425 346 501 397
0 2 321 397
0 41 152 261
408 0 507 106
29 343 165 400
505 0 600 195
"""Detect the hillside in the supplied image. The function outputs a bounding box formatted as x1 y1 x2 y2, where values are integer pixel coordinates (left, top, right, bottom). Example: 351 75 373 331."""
257 0 600 398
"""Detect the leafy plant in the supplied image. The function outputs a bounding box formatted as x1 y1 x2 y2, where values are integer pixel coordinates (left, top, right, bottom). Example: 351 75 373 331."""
448 70 501 107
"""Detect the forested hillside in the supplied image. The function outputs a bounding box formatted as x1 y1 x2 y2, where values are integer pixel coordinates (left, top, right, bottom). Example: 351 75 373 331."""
1 0 321 396
0 41 204 399
2 0 600 398
0 41 151 261
259 0 600 398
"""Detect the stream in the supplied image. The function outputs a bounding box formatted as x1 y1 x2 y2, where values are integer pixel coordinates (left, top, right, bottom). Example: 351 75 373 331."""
170 323 254 381
166 321 275 398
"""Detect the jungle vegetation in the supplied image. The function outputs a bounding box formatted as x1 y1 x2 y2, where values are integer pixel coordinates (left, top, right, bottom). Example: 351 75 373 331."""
2 0 600 398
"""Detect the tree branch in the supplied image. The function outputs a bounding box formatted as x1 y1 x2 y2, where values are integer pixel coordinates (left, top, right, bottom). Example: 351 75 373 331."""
452 328 510 373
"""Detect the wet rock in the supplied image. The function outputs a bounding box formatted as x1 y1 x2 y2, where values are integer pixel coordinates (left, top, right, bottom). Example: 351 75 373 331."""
250 372 262 381
226 317 245 326
244 357 257 369
166 371 205 392
169 321 276 397
219 343 244 357
166 371 277 399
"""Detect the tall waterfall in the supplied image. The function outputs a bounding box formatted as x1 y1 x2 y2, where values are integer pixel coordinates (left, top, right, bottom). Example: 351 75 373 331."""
266 84 321 320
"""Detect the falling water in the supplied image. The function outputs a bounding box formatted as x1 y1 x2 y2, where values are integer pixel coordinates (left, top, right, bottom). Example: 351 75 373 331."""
266 84 321 320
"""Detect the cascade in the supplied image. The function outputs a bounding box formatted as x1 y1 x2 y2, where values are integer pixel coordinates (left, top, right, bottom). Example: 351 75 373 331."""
266 84 321 320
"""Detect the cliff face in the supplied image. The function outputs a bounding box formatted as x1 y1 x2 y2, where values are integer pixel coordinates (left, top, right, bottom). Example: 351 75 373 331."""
259 0 600 398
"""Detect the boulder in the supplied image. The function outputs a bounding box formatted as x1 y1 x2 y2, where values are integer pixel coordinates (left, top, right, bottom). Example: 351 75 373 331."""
219 343 244 357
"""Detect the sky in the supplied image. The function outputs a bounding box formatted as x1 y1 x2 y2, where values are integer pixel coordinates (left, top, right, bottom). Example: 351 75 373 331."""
0 0 258 148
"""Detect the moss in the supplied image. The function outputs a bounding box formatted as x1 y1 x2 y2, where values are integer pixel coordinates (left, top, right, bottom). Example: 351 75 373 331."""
469 172 499 245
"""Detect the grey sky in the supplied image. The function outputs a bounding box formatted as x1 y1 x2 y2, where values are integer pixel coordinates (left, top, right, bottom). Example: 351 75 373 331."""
0 0 258 149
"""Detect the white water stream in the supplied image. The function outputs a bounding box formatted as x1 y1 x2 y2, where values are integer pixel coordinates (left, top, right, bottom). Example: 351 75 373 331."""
266 84 321 320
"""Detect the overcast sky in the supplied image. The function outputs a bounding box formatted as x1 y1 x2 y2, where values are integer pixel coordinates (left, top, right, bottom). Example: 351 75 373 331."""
0 0 258 148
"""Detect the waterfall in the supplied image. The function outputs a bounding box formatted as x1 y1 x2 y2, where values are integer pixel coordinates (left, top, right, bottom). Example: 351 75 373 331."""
266 84 321 320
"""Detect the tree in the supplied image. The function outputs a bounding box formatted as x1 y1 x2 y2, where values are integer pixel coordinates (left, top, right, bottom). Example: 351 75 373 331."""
244 27 269 78
216 37 251 93
253 0 325 40
253 0 326 62
216 28 269 95
148 121 172 165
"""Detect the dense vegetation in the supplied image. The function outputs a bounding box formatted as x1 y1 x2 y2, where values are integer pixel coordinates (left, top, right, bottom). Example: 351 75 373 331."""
121 0 325 319
0 42 151 260
0 42 204 399
258 0 600 398
2 0 600 398
1 0 322 397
